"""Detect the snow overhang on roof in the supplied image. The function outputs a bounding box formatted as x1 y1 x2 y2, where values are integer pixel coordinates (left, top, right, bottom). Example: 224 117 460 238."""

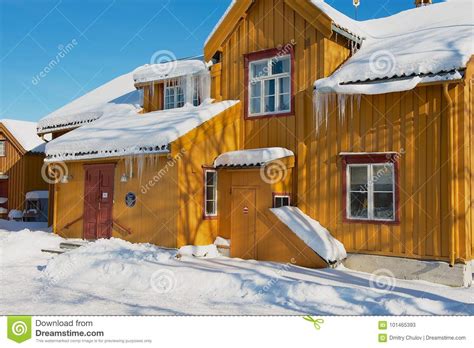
314 0 474 95
45 100 239 162
214 147 294 168
133 59 208 85
0 119 46 153
37 71 139 134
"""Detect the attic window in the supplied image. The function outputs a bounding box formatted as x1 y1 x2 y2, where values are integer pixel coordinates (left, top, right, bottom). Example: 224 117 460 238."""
164 80 185 109
244 46 294 119
273 194 291 208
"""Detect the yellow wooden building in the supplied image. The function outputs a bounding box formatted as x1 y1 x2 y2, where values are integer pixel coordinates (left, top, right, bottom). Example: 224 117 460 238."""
43 0 473 285
0 119 48 222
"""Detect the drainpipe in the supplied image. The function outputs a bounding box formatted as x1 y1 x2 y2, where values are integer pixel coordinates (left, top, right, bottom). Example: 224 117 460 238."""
443 83 456 267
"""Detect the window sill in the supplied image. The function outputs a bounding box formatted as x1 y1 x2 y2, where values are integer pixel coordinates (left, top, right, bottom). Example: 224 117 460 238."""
245 111 294 120
343 217 400 226
203 214 218 221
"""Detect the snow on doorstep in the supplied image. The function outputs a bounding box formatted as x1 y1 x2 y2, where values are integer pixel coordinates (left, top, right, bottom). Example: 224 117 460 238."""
178 245 220 259
0 119 46 153
37 70 140 133
26 191 49 200
133 60 207 84
45 100 239 162
270 206 347 264
214 147 294 168
314 0 474 94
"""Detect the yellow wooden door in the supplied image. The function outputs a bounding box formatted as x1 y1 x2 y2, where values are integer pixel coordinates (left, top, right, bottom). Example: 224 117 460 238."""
231 187 257 260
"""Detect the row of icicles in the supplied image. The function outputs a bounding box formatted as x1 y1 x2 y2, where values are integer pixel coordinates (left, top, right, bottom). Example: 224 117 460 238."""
313 91 361 134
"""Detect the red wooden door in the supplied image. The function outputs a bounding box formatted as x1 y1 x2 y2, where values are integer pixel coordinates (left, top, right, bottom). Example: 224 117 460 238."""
83 164 115 240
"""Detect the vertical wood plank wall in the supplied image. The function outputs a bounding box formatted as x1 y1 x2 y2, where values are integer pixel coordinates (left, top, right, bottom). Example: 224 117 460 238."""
212 0 473 262
174 102 242 246
0 131 48 212
301 83 472 262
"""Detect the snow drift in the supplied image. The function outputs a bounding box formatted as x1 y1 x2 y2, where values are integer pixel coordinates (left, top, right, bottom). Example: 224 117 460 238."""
270 206 347 264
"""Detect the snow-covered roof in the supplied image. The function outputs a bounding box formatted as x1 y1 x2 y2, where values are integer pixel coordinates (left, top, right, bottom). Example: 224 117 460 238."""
314 0 474 94
270 206 347 264
214 147 294 168
45 100 239 162
133 60 207 84
0 119 46 153
37 70 140 134
26 191 49 200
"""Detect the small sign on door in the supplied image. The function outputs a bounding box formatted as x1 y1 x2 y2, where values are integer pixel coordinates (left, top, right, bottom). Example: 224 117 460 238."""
243 206 249 215
102 192 108 199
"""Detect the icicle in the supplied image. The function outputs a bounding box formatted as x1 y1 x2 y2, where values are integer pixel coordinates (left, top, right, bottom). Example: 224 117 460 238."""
137 155 145 183
337 94 347 124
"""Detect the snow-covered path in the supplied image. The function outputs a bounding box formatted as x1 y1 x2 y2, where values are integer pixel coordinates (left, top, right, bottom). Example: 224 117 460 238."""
0 227 472 315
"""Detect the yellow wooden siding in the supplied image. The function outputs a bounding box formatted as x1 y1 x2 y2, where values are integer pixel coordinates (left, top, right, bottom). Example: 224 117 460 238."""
0 130 47 212
53 156 179 246
173 102 242 246
301 82 472 262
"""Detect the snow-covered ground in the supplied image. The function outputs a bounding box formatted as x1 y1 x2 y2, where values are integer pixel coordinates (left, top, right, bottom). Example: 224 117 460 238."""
0 227 472 315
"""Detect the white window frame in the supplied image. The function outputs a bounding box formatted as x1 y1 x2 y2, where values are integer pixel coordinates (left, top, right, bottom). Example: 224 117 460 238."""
0 141 5 157
346 163 396 222
248 54 291 117
204 169 218 217
164 80 185 110
273 194 291 208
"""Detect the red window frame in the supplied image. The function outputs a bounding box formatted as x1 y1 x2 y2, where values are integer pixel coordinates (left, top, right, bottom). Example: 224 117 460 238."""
272 192 291 208
244 44 295 120
341 153 400 225
202 167 218 220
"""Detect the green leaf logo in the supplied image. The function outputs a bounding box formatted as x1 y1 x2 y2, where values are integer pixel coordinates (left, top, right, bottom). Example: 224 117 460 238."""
303 315 324 330
7 316 32 343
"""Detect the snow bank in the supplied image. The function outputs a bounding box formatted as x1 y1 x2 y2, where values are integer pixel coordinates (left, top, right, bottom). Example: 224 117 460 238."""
1 229 472 315
0 119 45 153
214 147 294 168
177 245 220 258
133 60 207 84
45 100 239 161
37 70 140 133
214 236 230 247
270 206 346 264
314 0 474 94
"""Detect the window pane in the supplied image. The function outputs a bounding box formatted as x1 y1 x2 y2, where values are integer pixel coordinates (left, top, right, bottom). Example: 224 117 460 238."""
265 96 275 112
349 192 368 219
278 94 290 111
349 166 368 191
206 201 216 215
206 187 215 201
264 79 275 96
374 193 394 220
373 165 394 192
206 172 215 186
251 61 268 78
250 98 261 114
250 81 261 97
279 77 290 94
272 56 290 74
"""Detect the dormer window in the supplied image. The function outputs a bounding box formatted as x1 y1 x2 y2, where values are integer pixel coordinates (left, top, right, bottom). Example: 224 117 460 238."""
164 80 185 109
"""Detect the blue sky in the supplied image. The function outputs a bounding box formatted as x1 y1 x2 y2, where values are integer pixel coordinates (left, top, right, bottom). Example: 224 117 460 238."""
0 0 442 122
